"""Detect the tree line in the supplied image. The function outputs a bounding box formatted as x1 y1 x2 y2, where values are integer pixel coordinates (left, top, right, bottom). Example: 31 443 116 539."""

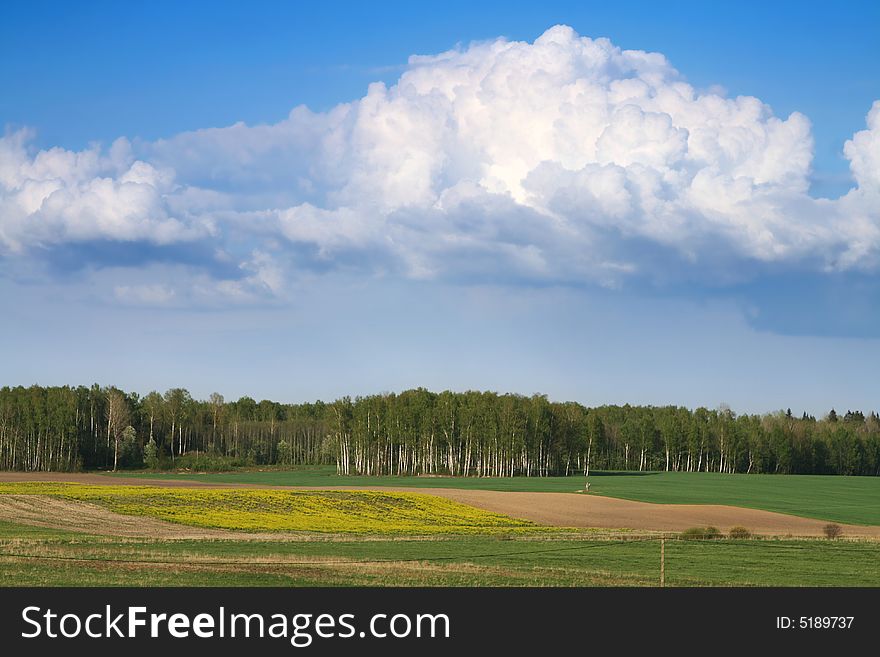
0 385 878 476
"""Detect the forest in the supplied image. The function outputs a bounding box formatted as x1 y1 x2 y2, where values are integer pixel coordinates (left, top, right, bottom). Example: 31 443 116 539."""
0 385 878 476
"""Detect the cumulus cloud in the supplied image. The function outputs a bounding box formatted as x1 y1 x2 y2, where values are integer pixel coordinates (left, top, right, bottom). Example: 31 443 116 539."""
2 25 879 296
845 101 880 192
0 130 209 253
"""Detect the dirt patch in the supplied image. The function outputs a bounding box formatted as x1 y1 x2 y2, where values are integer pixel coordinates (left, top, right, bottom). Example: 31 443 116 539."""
0 494 346 541
1 472 878 538
426 489 880 538
0 495 235 539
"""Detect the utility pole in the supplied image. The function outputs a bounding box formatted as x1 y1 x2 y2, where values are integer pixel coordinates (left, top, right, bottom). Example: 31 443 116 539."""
660 537 665 587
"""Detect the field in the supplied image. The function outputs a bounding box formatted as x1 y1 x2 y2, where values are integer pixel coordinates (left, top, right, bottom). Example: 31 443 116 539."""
0 483 539 534
116 467 880 526
1 471 878 587
1 518 879 587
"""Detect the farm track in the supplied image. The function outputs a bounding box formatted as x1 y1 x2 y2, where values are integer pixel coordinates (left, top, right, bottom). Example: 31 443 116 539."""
1 472 878 538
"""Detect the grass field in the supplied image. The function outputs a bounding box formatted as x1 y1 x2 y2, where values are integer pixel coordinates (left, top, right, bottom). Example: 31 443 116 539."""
0 519 877 587
0 483 539 534
2 479 878 586
114 467 880 526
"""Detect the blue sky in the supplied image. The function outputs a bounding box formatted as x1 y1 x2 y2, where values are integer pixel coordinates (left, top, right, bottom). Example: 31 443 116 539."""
1 1 878 414
4 1 877 194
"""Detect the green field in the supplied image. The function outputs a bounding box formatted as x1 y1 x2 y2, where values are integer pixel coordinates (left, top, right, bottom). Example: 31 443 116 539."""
113 467 880 526
0 519 877 587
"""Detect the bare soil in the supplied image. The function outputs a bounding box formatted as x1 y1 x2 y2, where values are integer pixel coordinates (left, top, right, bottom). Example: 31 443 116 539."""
0 495 232 538
429 489 880 538
1 472 877 538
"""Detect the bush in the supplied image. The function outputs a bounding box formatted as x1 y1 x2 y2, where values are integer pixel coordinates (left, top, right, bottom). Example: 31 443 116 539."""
681 526 722 540
170 453 252 472
823 523 843 540
728 526 752 539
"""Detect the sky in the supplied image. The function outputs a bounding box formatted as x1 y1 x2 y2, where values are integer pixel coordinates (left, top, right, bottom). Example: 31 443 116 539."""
1 0 878 414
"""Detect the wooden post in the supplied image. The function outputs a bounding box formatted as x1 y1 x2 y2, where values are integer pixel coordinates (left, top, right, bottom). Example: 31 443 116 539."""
660 537 665 587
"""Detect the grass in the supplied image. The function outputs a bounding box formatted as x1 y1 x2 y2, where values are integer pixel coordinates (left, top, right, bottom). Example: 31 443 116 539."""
0 520 79 540
111 467 880 526
0 519 877 586
0 483 539 534
2 481 876 586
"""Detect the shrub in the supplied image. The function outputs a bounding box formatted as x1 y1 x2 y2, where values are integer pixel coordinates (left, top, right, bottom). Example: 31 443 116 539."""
728 526 752 539
681 526 722 540
823 523 843 540
171 453 251 472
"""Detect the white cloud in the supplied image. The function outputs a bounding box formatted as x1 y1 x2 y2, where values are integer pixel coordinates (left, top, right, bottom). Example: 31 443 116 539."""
2 25 879 294
189 249 288 303
844 101 880 192
0 131 208 253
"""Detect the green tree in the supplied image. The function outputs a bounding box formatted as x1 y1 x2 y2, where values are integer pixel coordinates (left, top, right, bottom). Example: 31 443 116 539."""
143 438 160 469
119 426 141 468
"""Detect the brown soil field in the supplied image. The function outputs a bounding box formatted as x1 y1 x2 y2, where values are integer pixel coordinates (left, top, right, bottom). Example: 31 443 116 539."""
0 495 232 539
1 472 878 538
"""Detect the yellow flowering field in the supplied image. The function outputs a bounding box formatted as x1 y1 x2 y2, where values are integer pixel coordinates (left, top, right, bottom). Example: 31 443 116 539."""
0 483 541 534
